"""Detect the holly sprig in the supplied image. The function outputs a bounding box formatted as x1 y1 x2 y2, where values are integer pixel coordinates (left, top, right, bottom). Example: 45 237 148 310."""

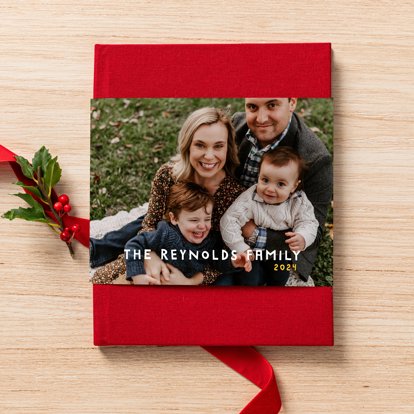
2 146 79 257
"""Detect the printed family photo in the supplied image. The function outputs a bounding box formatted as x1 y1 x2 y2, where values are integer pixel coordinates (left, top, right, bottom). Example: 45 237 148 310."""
90 98 333 287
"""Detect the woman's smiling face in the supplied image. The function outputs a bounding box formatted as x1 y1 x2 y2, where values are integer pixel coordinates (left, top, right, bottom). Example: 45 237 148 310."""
189 121 228 179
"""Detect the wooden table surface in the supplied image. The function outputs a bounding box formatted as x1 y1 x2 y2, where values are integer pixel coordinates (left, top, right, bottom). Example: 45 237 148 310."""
1 2 413 413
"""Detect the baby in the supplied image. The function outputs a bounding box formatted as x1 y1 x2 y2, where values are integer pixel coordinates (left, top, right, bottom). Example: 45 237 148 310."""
125 182 251 285
220 146 319 285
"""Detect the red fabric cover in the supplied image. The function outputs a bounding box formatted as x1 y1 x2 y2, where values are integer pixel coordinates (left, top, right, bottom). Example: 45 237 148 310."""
92 43 333 346
93 284 333 345
94 43 331 98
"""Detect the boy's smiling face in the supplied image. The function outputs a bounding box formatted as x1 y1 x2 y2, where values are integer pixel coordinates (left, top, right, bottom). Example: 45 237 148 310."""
169 202 213 244
256 159 300 205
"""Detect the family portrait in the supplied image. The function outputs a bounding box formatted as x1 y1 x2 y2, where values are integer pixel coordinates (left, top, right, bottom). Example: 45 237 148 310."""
90 98 333 287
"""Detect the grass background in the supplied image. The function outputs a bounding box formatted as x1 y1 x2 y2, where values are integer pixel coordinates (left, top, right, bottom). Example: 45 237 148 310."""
90 98 333 285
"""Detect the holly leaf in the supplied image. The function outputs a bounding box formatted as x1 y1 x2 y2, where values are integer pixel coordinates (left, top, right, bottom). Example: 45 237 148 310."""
2 206 48 223
15 181 44 200
15 155 34 179
3 192 47 222
32 146 52 176
43 156 62 197
13 193 44 211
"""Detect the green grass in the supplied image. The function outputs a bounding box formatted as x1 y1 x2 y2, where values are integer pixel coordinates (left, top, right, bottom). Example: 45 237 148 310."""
90 98 333 286
91 99 245 219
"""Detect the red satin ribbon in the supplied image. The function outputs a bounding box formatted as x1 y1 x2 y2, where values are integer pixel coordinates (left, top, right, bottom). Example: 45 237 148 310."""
0 144 89 247
1 142 281 413
203 346 281 413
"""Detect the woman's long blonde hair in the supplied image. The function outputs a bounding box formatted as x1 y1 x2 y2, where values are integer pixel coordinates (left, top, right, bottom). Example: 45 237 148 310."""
172 107 239 181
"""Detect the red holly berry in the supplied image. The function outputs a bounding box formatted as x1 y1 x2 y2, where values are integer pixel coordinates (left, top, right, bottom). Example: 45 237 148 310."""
60 231 71 241
58 194 69 205
71 224 80 233
64 227 70 233
63 204 72 213
54 202 63 212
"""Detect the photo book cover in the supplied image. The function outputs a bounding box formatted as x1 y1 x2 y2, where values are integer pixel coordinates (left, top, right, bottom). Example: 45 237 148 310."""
91 43 333 346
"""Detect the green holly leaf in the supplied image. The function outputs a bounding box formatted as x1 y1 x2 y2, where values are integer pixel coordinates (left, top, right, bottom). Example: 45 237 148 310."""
15 155 34 179
2 206 48 223
32 146 52 176
3 191 47 222
43 156 62 197
15 181 44 200
13 193 44 211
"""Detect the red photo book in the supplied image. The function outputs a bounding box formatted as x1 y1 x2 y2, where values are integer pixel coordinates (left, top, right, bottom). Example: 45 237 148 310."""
92 43 333 346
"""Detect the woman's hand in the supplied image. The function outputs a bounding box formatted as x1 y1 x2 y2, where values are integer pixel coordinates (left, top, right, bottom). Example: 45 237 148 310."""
160 264 204 286
131 274 161 285
241 219 257 238
144 251 170 280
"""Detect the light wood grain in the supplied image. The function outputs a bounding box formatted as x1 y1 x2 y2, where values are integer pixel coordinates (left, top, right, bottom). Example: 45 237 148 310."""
1 1 413 413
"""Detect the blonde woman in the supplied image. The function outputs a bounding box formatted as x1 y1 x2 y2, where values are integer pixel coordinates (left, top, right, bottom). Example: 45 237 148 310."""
91 107 244 285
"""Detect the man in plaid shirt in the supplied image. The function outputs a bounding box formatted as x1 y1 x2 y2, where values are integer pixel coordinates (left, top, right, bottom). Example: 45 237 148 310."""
232 98 332 283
